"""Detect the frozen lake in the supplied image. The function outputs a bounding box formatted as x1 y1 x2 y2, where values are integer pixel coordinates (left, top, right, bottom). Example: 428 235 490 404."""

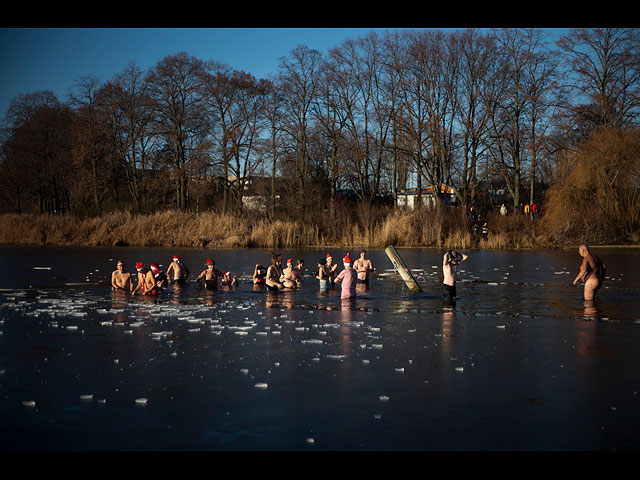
1 245 639 450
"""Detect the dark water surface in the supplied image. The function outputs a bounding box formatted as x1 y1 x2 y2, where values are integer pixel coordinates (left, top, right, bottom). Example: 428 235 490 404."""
1 245 639 451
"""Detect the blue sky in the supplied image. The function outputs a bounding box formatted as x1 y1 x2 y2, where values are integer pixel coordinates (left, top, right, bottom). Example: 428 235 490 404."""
0 28 398 118
0 27 569 121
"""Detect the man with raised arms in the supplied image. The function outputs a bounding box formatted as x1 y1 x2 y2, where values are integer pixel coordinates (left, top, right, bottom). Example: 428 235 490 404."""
442 250 468 304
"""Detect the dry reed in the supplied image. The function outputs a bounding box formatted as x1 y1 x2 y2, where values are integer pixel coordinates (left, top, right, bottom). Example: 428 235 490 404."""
0 207 559 250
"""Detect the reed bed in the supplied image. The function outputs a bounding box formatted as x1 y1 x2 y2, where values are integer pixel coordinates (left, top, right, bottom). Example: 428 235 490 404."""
0 208 554 250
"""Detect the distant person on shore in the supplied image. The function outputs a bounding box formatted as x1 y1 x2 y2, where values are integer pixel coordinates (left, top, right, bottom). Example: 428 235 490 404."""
132 262 157 296
353 249 374 285
335 253 357 300
253 264 266 285
166 255 190 284
325 253 338 286
573 244 606 301
196 259 225 290
111 260 133 293
317 258 330 290
442 250 468 304
500 204 507 216
266 252 284 291
280 258 300 289
531 203 537 219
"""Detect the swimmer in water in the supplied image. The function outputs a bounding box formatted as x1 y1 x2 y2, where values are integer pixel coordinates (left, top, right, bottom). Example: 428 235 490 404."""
353 249 374 284
150 262 168 290
166 255 190 284
325 253 338 286
266 252 284 291
253 264 267 285
132 262 158 296
221 271 238 287
196 259 225 290
280 258 300 289
335 252 358 300
573 244 606 301
295 259 305 287
442 250 468 304
111 260 133 293
317 258 330 290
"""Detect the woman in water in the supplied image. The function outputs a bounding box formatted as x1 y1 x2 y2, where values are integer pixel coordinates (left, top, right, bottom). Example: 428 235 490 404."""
265 252 284 291
317 258 330 290
253 264 267 285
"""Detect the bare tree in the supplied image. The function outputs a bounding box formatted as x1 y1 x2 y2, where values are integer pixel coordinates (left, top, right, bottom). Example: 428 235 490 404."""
485 28 547 210
68 75 108 212
328 32 394 202
201 66 267 212
278 45 322 194
146 52 208 211
456 29 494 208
558 28 640 133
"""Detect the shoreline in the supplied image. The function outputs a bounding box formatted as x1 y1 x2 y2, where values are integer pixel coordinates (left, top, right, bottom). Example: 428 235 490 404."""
0 211 636 251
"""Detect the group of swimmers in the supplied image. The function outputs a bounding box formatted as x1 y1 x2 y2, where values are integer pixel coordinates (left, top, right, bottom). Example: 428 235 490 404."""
110 255 238 295
111 244 606 304
256 250 374 300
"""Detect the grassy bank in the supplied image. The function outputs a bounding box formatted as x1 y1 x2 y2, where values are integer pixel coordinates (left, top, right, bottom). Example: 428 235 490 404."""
0 209 559 250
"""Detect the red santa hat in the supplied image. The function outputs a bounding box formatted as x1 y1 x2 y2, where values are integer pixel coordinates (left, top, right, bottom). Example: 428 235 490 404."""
287 258 293 265
326 253 333 260
173 255 179 261
136 262 144 271
206 259 214 265
150 263 160 272
117 260 123 266
343 253 352 265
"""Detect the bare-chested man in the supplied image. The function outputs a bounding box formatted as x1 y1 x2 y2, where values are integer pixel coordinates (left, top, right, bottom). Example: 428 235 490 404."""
442 250 468 304
166 255 190 284
353 249 374 284
573 244 606 301
196 259 225 290
132 262 158 296
111 260 133 292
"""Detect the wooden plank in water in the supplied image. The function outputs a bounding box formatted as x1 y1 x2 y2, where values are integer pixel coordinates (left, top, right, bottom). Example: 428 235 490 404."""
385 245 423 292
